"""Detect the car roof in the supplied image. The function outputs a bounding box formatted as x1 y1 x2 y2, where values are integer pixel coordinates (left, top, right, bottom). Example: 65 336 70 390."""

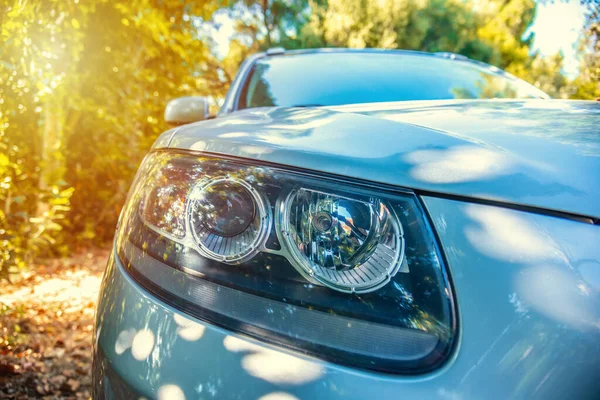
265 47 464 59
261 47 505 75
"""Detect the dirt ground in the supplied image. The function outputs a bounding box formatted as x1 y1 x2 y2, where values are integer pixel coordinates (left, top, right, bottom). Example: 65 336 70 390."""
0 248 109 399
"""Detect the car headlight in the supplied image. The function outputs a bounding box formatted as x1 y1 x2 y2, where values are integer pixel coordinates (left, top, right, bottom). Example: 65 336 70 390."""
117 151 456 373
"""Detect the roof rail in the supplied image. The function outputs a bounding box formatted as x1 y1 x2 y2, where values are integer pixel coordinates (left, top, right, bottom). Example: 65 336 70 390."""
434 52 469 61
266 47 285 56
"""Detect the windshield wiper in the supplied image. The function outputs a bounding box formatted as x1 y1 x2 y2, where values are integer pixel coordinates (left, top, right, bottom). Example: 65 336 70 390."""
291 104 325 108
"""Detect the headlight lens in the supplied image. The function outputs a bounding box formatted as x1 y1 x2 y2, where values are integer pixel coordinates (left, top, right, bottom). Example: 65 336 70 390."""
281 188 404 293
189 177 270 263
117 151 456 373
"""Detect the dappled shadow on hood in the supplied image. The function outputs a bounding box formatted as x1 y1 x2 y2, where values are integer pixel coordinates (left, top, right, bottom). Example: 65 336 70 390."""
223 335 325 385
403 145 512 184
366 100 600 157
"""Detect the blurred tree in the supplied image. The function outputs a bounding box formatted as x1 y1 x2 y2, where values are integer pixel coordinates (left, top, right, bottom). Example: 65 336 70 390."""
517 52 570 98
476 0 537 73
302 0 496 60
0 0 222 279
211 0 319 78
227 0 599 100
298 0 538 66
569 2 599 100
64 0 221 242
225 0 316 48
0 0 88 278
1 0 597 281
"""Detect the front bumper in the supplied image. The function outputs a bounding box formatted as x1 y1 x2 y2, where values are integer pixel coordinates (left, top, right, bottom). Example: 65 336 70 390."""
93 197 600 399
94 252 443 400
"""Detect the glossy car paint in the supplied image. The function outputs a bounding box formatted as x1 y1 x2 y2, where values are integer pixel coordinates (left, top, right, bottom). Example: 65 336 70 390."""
157 99 600 220
95 50 600 399
94 197 600 399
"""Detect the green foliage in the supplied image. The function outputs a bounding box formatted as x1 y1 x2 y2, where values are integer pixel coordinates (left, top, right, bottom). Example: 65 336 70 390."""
224 0 316 49
301 0 496 58
226 0 539 67
569 2 600 100
0 0 222 279
63 1 221 243
517 52 571 98
0 0 85 279
223 0 598 98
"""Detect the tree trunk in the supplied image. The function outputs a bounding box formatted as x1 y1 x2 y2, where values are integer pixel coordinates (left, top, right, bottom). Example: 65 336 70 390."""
37 93 65 216
262 0 272 47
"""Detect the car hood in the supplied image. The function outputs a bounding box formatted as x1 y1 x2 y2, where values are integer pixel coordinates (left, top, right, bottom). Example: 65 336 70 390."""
161 99 600 219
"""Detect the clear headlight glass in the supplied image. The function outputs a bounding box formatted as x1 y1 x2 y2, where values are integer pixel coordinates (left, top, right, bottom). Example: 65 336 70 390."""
116 151 456 374
281 188 404 293
189 177 270 263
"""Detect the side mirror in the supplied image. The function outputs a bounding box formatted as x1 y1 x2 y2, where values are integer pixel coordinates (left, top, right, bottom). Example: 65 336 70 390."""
164 96 209 125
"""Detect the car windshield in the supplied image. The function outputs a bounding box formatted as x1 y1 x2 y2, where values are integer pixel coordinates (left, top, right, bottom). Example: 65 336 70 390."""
237 51 548 109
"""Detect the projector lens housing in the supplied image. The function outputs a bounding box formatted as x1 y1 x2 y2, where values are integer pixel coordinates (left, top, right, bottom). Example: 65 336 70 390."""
197 179 257 238
188 177 270 263
116 151 456 374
